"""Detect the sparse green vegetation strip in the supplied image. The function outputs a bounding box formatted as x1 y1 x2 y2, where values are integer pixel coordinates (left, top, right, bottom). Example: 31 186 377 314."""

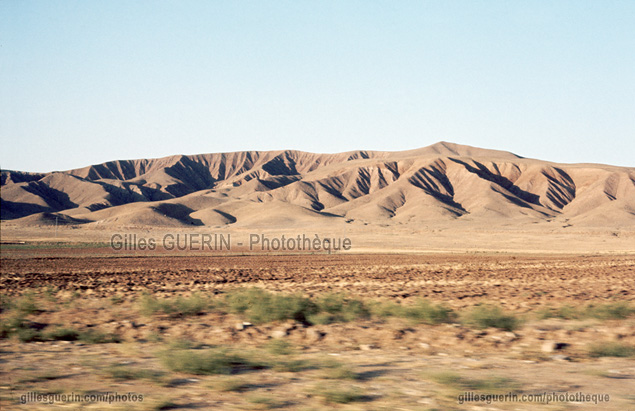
424 371 519 392
159 341 361 378
103 364 165 382
0 315 120 343
138 289 460 326
139 292 210 317
537 302 635 320
4 288 635 346
588 342 635 358
138 288 635 330
160 346 267 375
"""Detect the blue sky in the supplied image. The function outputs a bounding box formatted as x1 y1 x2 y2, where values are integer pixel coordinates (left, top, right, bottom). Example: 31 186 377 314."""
1 1 634 172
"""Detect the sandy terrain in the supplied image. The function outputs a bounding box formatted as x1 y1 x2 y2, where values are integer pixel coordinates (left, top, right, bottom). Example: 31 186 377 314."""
1 246 634 410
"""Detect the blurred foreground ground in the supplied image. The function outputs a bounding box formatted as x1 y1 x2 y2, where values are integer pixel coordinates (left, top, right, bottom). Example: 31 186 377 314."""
1 245 634 410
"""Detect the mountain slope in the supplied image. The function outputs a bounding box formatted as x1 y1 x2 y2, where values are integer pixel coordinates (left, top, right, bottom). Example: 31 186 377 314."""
2 142 634 228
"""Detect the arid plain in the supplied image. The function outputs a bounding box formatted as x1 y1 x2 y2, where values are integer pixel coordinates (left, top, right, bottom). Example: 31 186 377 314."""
1 143 634 410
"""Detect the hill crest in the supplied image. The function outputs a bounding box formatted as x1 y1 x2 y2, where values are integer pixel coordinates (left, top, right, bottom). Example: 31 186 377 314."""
2 142 633 228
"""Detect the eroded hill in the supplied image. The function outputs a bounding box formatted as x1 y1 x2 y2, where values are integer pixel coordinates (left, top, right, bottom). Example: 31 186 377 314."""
2 142 634 228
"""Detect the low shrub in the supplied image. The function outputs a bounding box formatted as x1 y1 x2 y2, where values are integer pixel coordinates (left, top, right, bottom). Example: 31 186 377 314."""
402 299 456 324
310 385 367 404
16 328 44 343
264 339 295 356
104 364 164 381
588 342 635 358
76 329 121 344
160 347 266 375
15 292 40 315
367 299 456 325
537 302 634 321
308 293 370 324
45 328 80 341
462 305 520 331
585 302 634 320
212 377 252 392
426 371 518 392
139 293 210 317
223 288 318 324
0 316 44 341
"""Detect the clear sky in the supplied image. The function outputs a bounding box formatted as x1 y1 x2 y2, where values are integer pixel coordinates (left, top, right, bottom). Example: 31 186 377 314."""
1 1 634 172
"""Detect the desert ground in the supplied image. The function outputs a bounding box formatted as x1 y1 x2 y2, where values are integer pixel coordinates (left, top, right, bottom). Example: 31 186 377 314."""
1 230 634 410
2 143 634 409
